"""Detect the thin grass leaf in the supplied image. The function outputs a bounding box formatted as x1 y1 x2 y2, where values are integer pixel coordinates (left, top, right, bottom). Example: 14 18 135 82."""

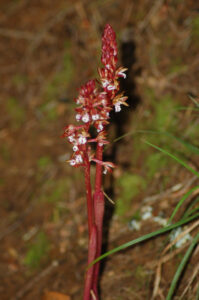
183 196 199 219
112 129 154 143
113 130 135 143
166 134 199 155
186 206 199 217
142 131 199 155
166 232 199 300
89 213 199 267
144 140 199 178
174 106 199 112
113 129 199 155
168 186 199 225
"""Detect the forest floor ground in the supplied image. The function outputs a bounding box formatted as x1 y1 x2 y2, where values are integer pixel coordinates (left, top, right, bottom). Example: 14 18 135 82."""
0 1 199 299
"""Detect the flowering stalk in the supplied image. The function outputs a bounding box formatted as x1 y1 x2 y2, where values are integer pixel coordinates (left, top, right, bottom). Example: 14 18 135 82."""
62 24 128 300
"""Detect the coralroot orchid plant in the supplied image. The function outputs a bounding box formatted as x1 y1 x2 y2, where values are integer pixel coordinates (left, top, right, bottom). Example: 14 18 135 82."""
62 24 128 300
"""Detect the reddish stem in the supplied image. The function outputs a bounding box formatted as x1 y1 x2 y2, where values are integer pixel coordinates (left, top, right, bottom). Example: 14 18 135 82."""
92 190 104 298
83 225 97 300
95 144 103 192
92 143 105 296
84 152 94 238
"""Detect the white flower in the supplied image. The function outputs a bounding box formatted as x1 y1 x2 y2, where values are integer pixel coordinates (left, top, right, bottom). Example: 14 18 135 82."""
73 145 78 152
107 84 116 91
82 113 90 123
68 135 75 143
97 124 103 132
92 114 100 121
78 135 87 144
102 79 110 88
76 114 81 121
75 154 83 164
76 96 84 104
114 103 121 112
69 159 76 166
106 64 111 69
103 168 107 174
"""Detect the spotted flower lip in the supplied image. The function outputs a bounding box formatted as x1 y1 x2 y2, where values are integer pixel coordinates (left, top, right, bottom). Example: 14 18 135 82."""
91 158 116 173
114 103 121 112
78 135 87 145
62 24 128 171
82 113 90 123
116 67 128 79
73 145 79 152
76 114 81 121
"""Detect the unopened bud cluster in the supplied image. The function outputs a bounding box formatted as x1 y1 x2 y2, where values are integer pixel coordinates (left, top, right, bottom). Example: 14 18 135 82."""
62 24 128 172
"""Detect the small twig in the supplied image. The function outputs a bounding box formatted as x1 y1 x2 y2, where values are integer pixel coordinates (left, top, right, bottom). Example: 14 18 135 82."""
103 190 115 205
151 242 189 299
152 220 199 299
0 0 29 23
180 262 199 299
0 202 35 241
138 0 164 31
163 220 199 255
27 5 75 55
0 28 53 41
90 289 97 300
11 260 59 300
143 176 198 204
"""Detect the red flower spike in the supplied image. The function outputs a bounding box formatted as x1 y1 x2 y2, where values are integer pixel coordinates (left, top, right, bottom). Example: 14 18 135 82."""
62 24 128 300
101 24 118 70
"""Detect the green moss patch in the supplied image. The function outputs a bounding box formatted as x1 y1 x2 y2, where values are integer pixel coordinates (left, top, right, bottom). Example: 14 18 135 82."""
24 231 50 269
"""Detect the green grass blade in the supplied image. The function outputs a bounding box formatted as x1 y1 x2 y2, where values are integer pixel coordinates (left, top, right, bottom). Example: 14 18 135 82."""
174 106 199 112
144 140 199 178
168 186 199 224
89 213 199 267
183 196 199 219
166 232 199 300
113 129 199 155
185 206 199 217
113 130 135 143
140 130 199 155
166 134 199 155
